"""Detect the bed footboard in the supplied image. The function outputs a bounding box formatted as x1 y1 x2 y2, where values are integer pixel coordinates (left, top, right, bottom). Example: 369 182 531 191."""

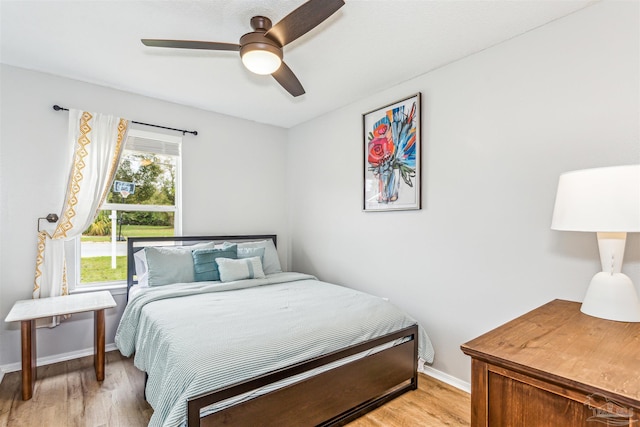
187 324 419 427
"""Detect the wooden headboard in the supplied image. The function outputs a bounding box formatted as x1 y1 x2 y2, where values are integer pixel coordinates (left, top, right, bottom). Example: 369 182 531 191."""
126 234 277 297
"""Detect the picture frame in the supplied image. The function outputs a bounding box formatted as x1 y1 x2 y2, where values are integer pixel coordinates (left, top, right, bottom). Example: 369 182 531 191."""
363 93 421 212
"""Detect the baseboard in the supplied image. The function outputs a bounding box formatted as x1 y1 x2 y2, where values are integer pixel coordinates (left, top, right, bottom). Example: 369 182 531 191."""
420 365 471 394
0 343 119 378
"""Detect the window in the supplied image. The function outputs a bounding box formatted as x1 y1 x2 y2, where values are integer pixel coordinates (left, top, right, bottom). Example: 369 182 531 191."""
69 129 182 289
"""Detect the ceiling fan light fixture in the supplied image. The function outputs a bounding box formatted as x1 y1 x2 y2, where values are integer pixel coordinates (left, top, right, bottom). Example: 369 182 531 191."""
141 0 346 95
241 48 282 75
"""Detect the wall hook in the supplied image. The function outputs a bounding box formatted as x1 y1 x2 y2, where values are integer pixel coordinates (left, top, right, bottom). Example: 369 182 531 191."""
37 213 59 232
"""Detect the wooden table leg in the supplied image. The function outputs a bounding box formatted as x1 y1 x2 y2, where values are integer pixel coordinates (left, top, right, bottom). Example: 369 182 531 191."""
94 309 105 381
20 319 36 400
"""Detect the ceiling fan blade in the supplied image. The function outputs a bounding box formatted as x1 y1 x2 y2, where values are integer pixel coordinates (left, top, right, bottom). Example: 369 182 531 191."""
272 62 305 97
265 0 344 46
141 39 240 51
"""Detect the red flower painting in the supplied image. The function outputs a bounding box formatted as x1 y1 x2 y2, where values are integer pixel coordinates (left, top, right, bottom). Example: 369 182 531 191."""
365 100 417 204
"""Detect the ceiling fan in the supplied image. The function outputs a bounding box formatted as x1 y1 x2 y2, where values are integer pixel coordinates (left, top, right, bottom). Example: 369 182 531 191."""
141 0 345 97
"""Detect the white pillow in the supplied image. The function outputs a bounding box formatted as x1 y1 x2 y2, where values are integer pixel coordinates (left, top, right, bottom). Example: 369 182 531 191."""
133 250 149 287
215 257 266 282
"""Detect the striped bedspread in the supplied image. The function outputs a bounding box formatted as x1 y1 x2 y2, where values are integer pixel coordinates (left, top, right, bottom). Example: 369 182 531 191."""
115 272 435 427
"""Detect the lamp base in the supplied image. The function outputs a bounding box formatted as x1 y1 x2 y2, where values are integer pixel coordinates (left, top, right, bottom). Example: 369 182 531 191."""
581 272 640 322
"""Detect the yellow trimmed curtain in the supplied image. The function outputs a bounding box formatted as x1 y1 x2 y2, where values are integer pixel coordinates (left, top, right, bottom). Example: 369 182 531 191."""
33 109 128 327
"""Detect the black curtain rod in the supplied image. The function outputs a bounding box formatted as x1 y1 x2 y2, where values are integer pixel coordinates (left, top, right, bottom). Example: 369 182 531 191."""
52 105 198 136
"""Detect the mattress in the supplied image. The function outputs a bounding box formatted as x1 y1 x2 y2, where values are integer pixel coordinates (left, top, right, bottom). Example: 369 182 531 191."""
115 272 434 427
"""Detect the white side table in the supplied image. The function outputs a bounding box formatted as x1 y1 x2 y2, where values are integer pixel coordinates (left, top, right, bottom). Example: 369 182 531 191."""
4 291 116 400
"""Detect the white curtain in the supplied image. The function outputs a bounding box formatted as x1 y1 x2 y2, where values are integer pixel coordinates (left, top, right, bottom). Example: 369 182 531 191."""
33 110 129 326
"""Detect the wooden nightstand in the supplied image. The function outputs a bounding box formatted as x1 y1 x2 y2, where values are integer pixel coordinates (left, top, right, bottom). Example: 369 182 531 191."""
461 299 640 426
4 291 116 400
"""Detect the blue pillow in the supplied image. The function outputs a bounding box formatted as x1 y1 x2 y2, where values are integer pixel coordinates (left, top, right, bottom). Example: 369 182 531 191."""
142 242 217 287
146 246 195 286
237 246 265 263
223 240 281 275
192 245 238 281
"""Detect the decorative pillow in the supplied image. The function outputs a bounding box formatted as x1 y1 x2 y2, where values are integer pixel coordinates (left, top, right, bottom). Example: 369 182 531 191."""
215 256 266 282
144 241 216 286
192 245 238 282
223 240 281 275
237 246 265 263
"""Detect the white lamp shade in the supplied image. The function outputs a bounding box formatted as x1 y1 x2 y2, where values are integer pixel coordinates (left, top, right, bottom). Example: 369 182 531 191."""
241 50 282 75
551 164 640 322
551 164 640 232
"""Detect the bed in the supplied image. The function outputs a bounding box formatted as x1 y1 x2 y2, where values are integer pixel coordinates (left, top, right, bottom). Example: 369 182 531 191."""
115 235 435 427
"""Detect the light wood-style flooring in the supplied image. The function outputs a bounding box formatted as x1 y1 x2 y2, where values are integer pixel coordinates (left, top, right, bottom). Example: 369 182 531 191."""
0 351 470 426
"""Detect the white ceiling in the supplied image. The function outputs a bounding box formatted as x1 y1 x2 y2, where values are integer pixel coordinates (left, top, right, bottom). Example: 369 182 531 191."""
1 0 596 128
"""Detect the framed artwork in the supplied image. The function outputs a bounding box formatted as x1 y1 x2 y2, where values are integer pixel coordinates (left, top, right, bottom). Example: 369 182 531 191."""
363 93 421 212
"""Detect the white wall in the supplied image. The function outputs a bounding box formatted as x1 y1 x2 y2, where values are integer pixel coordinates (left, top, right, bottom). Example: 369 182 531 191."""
287 0 640 385
0 65 288 368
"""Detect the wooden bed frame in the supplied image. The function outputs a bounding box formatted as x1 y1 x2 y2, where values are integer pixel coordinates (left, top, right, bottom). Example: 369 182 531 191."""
126 235 419 427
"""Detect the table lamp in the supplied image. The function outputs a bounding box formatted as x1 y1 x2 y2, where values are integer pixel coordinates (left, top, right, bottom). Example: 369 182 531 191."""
551 164 640 322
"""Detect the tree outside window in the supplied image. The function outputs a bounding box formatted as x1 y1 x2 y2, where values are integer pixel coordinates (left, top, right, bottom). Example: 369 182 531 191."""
78 131 181 286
